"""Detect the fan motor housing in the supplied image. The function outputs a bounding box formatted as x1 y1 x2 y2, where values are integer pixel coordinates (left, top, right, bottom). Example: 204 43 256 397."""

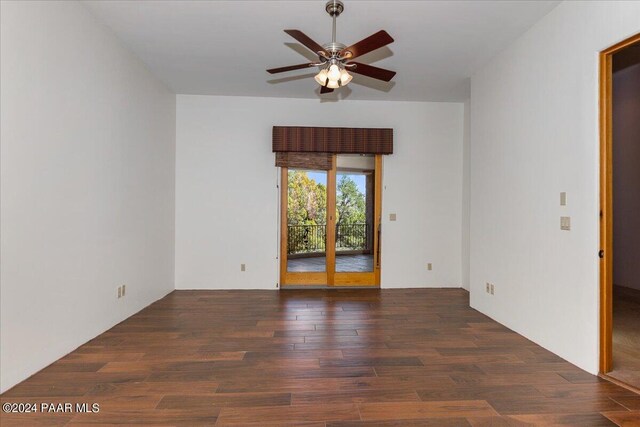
322 42 347 57
325 0 344 17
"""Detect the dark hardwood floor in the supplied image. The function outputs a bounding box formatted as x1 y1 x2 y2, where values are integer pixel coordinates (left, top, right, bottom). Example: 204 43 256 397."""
1 289 638 426
610 286 640 389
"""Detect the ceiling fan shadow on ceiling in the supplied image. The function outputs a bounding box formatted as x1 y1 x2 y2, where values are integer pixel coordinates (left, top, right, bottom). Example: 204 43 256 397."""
266 0 396 95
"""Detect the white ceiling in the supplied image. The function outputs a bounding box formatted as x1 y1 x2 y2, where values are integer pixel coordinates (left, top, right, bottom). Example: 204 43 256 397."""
84 0 559 102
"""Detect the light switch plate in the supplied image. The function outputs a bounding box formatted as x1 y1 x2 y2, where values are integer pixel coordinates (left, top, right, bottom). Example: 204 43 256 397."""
560 192 567 206
561 216 571 231
427 263 432 271
241 264 246 272
389 213 397 221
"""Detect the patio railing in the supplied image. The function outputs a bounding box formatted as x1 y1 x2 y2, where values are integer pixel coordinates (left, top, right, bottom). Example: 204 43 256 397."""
288 223 371 255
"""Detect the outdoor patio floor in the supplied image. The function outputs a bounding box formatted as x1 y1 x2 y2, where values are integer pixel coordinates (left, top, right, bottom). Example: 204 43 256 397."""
287 254 374 272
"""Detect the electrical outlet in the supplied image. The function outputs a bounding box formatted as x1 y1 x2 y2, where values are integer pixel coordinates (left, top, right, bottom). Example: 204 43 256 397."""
122 284 126 296
486 283 490 293
427 263 432 271
490 284 495 295
241 264 246 272
117 286 122 298
560 216 571 231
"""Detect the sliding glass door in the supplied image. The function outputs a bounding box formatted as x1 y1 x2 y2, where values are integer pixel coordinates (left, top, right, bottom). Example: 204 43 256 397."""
280 155 381 287
332 154 380 286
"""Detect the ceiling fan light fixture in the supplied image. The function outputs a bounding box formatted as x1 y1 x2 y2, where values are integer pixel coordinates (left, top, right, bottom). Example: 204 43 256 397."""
314 69 329 86
267 0 396 93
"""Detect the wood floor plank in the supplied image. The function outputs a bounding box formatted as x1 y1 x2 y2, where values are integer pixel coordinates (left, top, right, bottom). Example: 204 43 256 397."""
291 389 420 405
465 416 532 426
216 375 455 394
216 403 360 424
85 381 220 396
486 394 627 415
318 356 424 368
417 384 543 402
449 371 571 386
274 329 358 337
0 288 636 425
534 382 638 399
374 364 484 377
156 392 291 409
610 394 640 410
601 410 640 426
559 371 609 384
341 348 440 358
507 412 621 426
243 349 344 359
328 420 472 427
57 352 145 363
358 400 499 420
68 407 220 425
140 350 246 361
0 412 74 426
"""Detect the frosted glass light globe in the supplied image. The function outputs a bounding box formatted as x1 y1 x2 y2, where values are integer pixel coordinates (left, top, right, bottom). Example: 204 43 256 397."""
340 69 352 85
314 69 328 86
328 64 341 81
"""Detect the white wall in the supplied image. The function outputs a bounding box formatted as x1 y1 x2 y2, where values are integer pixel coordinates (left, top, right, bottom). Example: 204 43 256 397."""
470 0 640 374
613 62 640 291
175 95 463 290
0 1 176 392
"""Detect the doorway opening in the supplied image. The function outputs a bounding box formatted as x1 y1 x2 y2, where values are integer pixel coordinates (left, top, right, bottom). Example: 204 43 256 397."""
599 32 640 391
280 154 382 287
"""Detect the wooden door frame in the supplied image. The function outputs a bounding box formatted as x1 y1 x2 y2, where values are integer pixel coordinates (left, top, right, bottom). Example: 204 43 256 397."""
599 32 640 374
279 155 382 287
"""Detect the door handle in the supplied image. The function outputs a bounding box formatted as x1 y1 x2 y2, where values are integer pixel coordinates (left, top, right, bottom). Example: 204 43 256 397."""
598 250 604 259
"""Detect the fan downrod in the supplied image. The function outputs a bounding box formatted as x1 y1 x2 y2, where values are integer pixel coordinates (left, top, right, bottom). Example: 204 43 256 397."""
325 0 344 17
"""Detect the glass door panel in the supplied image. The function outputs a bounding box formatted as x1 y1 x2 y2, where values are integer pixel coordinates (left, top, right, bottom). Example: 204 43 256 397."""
335 155 375 273
286 169 327 273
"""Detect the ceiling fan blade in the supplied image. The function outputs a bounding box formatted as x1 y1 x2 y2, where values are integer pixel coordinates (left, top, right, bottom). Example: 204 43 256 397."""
320 85 334 94
340 30 394 60
284 29 329 57
349 62 396 82
267 63 313 74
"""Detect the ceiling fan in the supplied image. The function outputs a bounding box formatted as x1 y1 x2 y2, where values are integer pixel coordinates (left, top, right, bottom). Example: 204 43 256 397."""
267 0 396 94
